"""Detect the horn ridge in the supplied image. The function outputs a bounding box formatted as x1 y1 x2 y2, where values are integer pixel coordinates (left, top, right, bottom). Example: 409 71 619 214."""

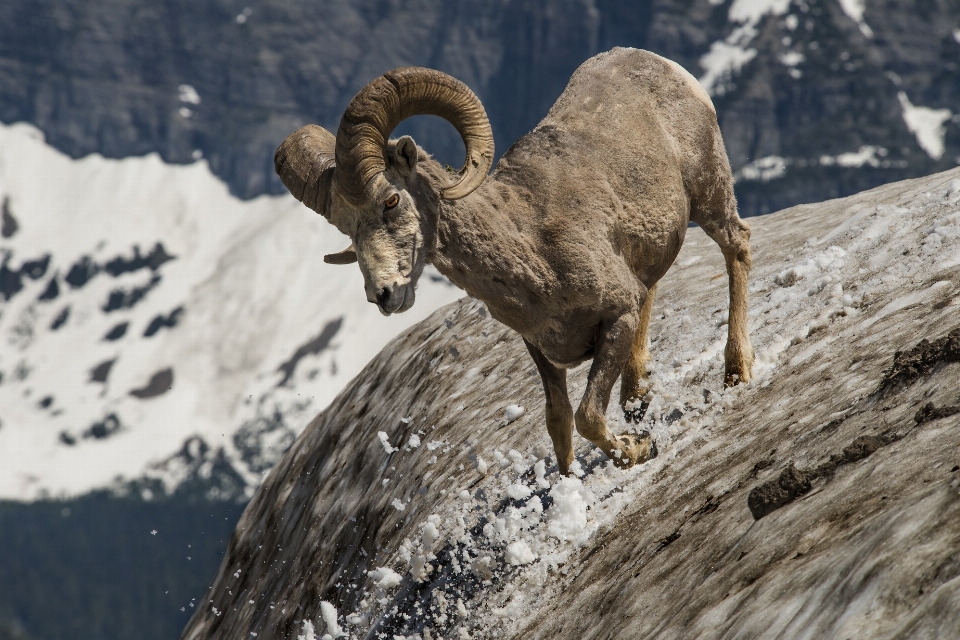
335 67 494 201
274 124 338 216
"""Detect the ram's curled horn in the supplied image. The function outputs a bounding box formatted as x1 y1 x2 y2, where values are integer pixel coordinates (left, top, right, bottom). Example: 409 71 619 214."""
335 66 494 201
274 124 337 217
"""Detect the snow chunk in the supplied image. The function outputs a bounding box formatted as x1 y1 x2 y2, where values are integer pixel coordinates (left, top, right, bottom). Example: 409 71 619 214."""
297 620 316 640
406 434 421 449
368 566 403 590
378 432 398 454
391 498 406 511
422 515 442 553
534 459 549 488
319 601 346 638
506 483 532 500
505 540 538 566
898 92 952 160
504 405 525 423
546 476 595 542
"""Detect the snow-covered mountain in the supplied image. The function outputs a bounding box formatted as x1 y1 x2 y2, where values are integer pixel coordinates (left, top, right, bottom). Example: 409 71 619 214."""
0 121 463 502
1 0 957 217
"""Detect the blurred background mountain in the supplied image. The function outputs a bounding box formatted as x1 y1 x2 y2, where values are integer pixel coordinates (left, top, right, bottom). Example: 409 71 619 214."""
1 0 958 217
0 1 958 638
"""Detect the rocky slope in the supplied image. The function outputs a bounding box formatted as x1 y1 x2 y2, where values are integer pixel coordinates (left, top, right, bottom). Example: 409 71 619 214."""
1 0 958 216
183 167 960 639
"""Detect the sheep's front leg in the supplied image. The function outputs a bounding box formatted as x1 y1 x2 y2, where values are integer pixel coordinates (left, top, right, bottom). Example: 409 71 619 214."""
575 312 655 468
524 339 575 475
620 284 657 422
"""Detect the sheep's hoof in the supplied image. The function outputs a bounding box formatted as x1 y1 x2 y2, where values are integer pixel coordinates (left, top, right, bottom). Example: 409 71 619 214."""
724 368 751 387
611 431 657 468
623 400 650 424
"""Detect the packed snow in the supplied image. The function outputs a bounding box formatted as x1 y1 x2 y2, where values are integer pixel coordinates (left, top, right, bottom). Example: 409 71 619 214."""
0 121 463 501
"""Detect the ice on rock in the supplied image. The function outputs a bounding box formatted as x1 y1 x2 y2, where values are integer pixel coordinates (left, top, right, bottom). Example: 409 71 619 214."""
505 540 538 565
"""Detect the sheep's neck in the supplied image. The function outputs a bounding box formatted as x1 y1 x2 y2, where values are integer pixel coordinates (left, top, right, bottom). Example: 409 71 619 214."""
431 179 548 316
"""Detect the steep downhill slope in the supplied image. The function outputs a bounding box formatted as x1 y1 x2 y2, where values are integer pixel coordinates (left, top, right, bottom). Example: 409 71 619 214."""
0 122 463 502
184 168 960 639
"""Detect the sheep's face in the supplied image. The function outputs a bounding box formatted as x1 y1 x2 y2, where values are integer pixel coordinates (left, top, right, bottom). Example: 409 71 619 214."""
327 137 430 316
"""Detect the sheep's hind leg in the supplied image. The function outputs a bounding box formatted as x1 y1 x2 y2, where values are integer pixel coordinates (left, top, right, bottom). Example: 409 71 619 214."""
575 311 655 468
620 284 657 423
698 216 754 386
524 339 575 475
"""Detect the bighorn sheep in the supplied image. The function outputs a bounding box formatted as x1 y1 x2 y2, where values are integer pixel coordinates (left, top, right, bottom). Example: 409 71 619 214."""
275 48 753 474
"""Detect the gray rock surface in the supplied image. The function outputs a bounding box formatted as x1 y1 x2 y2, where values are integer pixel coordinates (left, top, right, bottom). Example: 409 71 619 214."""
1 0 958 215
182 168 960 639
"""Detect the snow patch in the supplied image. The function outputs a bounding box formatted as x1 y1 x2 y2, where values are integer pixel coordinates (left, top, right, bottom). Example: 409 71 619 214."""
698 0 791 95
737 156 787 182
898 92 953 160
178 84 201 105
836 0 874 37
819 146 889 168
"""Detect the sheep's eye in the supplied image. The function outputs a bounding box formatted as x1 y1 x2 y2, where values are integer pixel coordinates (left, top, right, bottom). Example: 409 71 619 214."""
384 194 400 210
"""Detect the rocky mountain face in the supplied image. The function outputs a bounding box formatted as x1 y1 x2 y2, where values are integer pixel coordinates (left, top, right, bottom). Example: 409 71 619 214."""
0 0 958 217
182 167 960 639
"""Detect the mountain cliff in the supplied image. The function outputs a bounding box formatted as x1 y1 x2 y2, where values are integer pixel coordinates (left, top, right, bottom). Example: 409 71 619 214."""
183 168 960 638
1 0 958 216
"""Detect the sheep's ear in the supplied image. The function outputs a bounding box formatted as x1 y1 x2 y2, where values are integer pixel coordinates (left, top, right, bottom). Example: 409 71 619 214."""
324 244 358 265
393 136 418 180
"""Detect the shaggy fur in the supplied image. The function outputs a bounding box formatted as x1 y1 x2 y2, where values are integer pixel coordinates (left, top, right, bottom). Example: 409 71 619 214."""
286 48 753 473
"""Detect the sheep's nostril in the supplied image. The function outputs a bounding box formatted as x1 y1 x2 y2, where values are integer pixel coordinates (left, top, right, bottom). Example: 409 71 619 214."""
376 287 390 307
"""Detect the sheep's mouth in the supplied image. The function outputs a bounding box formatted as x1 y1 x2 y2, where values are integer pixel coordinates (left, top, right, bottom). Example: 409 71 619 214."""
377 282 413 316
